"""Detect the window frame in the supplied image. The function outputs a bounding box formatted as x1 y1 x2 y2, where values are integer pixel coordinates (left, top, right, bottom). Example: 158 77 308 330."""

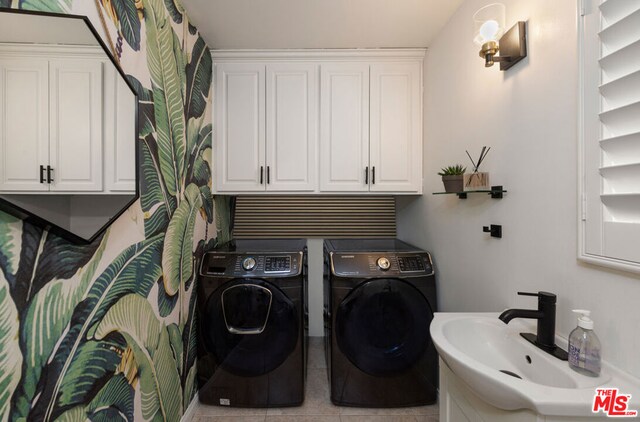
578 0 640 274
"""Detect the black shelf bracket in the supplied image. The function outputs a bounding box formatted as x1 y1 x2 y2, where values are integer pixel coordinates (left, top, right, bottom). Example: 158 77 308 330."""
490 185 504 199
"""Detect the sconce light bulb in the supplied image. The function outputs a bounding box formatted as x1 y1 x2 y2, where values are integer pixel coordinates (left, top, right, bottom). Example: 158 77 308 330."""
479 19 501 42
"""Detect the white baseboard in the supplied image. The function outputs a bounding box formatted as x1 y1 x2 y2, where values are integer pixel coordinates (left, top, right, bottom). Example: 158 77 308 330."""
181 392 200 422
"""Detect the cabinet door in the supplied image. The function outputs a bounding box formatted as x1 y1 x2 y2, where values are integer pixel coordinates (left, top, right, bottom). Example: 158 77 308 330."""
215 63 266 192
49 59 103 192
369 62 422 193
266 63 317 191
0 58 49 191
104 66 136 192
320 63 370 192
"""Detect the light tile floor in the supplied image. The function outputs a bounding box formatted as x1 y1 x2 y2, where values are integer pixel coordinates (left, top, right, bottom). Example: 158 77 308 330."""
192 338 439 422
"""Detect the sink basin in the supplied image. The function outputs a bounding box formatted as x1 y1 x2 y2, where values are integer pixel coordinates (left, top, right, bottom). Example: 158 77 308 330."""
430 313 640 417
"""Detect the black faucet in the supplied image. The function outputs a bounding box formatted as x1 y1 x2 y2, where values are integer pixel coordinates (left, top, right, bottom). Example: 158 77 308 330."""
499 291 568 360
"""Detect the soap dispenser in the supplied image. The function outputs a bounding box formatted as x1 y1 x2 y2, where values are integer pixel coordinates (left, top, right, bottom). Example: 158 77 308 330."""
568 310 601 377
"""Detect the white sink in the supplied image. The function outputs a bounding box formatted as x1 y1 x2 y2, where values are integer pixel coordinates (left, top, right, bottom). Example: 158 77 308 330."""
430 312 640 417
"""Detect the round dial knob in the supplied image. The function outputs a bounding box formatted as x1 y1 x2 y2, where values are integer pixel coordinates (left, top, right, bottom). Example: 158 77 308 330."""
242 257 257 271
377 257 391 271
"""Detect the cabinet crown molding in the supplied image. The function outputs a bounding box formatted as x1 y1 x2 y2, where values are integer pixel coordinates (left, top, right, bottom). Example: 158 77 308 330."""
0 43 105 58
211 48 426 61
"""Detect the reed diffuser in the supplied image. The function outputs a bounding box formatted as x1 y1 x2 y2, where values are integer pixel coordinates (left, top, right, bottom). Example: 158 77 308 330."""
464 146 491 191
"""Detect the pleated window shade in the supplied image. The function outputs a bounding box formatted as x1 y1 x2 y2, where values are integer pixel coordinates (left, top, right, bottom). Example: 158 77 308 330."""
233 196 396 239
581 0 640 271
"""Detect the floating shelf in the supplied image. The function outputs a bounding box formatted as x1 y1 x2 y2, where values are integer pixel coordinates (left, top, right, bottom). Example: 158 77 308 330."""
432 185 507 199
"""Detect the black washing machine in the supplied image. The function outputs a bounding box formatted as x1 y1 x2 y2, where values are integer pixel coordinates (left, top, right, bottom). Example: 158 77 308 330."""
197 239 308 407
323 238 438 407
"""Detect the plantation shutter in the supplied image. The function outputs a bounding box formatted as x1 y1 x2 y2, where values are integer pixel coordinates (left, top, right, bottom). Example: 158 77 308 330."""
581 0 640 272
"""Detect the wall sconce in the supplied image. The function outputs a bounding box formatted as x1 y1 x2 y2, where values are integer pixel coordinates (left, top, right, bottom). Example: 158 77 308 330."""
473 3 527 71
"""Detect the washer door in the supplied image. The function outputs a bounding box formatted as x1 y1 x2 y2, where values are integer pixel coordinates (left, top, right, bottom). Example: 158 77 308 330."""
336 278 433 377
202 278 298 377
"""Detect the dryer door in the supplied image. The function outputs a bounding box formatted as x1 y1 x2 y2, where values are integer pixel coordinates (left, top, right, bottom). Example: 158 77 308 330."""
202 278 298 377
335 278 433 377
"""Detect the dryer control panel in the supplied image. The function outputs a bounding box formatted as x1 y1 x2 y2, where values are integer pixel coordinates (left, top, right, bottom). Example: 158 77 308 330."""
200 252 302 278
331 252 434 277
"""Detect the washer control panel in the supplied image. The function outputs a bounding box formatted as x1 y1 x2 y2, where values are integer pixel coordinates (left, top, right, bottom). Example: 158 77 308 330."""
201 252 301 277
331 252 433 277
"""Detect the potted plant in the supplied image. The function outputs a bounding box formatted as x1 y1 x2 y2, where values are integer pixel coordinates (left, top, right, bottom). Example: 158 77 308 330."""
438 165 466 193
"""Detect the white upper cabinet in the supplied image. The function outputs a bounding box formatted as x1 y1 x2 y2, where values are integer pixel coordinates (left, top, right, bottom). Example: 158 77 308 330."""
320 63 370 192
0 46 135 195
105 67 137 192
211 49 424 194
214 62 317 192
215 62 266 191
369 62 422 192
0 58 49 191
266 63 317 191
49 59 103 192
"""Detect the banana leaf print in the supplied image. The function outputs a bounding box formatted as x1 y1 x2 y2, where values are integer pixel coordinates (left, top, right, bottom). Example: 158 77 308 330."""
85 373 135 421
11 234 109 419
0 271 22 422
162 0 183 23
143 0 187 198
162 0 197 34
94 294 182 421
185 36 211 121
0 212 21 286
185 118 213 223
8 225 103 311
53 364 135 422
181 266 199 399
18 0 71 13
48 372 137 422
26 234 163 421
141 135 176 238
56 334 128 409
162 184 202 297
55 406 86 422
156 276 178 318
99 0 143 51
1 0 217 420
162 184 203 332
199 185 214 224
213 196 235 246
167 323 183 375
185 119 211 188
126 75 155 139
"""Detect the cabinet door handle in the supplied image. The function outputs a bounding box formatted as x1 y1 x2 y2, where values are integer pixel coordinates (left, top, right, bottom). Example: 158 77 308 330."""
47 166 54 183
365 166 369 185
40 165 46 184
372 166 376 185
267 166 271 184
260 166 264 184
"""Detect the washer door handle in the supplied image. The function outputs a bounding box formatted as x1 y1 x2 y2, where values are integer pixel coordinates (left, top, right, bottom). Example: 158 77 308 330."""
221 284 273 335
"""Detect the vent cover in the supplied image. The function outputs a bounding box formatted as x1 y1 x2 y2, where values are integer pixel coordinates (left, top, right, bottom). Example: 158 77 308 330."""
233 196 396 239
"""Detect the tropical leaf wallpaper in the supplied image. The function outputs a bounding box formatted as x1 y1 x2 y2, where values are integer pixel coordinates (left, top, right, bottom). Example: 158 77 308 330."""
0 0 232 420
